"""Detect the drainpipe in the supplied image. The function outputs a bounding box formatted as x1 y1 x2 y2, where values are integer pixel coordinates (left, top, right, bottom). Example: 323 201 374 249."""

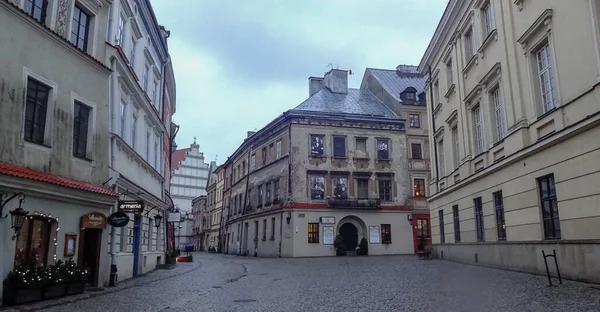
242 146 252 256
108 184 118 286
428 64 440 183
280 121 292 258
107 0 116 45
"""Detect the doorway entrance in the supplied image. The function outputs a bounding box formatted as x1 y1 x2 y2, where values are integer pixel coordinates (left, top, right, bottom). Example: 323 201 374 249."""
78 229 101 285
412 213 432 253
339 223 358 251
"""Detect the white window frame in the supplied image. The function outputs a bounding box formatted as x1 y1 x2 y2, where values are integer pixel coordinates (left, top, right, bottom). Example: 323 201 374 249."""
131 114 138 149
250 153 256 171
482 1 494 36
491 87 506 141
21 68 57 150
130 37 136 66
117 13 125 45
119 100 127 138
536 43 557 113
473 105 485 154
438 140 445 177
70 93 97 161
452 126 460 169
446 59 453 89
145 129 151 161
143 64 150 92
276 140 282 158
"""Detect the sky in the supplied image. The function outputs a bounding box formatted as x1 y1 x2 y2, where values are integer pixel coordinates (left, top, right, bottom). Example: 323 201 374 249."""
151 0 448 165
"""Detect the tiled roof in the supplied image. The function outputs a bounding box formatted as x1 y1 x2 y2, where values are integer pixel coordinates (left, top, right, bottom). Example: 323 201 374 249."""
366 67 427 103
171 148 191 170
290 88 399 119
0 161 117 196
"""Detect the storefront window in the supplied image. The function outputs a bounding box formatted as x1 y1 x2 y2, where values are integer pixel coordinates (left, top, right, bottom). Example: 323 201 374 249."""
14 217 52 267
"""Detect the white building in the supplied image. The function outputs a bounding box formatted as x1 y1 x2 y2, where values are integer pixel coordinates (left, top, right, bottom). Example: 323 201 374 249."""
104 0 172 282
170 139 212 212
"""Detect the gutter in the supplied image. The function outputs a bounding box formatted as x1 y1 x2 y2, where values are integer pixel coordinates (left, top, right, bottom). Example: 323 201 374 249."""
428 64 440 183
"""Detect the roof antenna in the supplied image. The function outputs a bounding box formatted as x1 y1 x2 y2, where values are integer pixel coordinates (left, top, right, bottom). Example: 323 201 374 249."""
349 69 353 75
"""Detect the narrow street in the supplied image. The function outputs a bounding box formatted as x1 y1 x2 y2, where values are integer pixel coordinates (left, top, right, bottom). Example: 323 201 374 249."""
8 253 600 312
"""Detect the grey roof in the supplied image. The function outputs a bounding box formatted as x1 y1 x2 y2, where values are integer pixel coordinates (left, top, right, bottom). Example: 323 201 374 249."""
366 67 427 103
290 88 399 119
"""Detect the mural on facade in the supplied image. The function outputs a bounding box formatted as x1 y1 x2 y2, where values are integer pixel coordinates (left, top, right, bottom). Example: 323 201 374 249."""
310 135 324 156
377 139 389 159
333 177 348 199
310 176 325 199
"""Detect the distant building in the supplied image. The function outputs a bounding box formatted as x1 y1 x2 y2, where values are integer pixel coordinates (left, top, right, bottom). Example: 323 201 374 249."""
170 138 211 212
191 195 207 250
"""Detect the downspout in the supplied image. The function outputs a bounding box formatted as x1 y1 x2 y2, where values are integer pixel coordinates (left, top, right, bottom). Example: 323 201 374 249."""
428 64 440 183
280 122 292 258
108 184 118 286
110 57 118 168
242 146 252 256
107 0 116 44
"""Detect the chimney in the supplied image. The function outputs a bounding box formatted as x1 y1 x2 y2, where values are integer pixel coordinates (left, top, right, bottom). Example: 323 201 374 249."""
323 69 348 94
247 131 256 138
396 64 418 74
308 77 324 97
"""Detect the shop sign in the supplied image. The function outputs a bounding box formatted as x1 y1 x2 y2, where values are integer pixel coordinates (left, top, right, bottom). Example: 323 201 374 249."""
108 211 130 227
81 212 107 229
168 212 181 222
118 200 144 213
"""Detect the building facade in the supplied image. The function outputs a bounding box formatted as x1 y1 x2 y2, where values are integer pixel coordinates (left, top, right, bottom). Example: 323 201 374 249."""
203 171 217 251
360 65 432 252
225 69 415 257
419 0 600 283
210 165 225 251
104 0 172 281
170 139 211 211
0 0 117 296
190 195 206 250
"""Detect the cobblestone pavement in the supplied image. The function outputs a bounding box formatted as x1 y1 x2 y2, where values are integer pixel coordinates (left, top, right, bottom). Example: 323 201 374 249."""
5 253 600 312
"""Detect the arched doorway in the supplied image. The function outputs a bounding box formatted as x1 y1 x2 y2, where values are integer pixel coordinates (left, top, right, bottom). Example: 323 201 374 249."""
339 223 358 251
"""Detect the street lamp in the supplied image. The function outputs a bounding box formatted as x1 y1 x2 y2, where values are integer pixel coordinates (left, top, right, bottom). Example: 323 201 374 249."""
407 214 413 226
10 207 29 240
154 214 163 228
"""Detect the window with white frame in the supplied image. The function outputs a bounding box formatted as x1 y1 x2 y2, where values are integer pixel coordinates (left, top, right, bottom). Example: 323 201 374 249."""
154 139 158 169
491 87 506 141
129 38 136 65
24 0 49 24
464 27 476 61
446 60 453 89
433 80 440 104
482 2 494 36
73 101 91 159
536 43 557 113
438 140 445 177
120 101 126 138
250 153 256 171
276 139 282 158
117 14 125 45
473 105 485 154
152 80 158 105
70 5 91 51
145 130 150 160
452 126 460 169
23 77 52 145
131 115 137 149
143 64 150 91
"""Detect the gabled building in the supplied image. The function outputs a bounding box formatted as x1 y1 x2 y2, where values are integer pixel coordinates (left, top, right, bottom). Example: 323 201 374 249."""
419 0 600 283
225 69 416 257
361 65 431 252
170 139 211 212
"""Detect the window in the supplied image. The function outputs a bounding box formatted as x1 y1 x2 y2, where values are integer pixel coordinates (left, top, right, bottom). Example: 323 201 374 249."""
254 221 259 239
411 143 422 159
70 5 90 51
266 182 271 203
145 131 150 160
309 175 325 200
452 127 460 168
538 174 560 240
433 80 440 105
119 101 126 138
452 205 461 243
14 217 52 267
129 38 136 65
310 134 324 156
24 78 50 145
409 114 420 128
308 223 319 243
376 138 389 160
473 105 485 154
24 0 48 23
493 191 506 241
355 137 367 157
143 65 150 91
72 101 91 158
333 177 348 199
474 197 484 242
356 178 369 199
276 139 282 158
262 147 267 165
414 178 425 197
262 219 267 240
274 179 280 201
131 115 137 149
438 140 445 176
154 141 158 168
117 14 125 45
271 217 276 239
491 88 506 142
446 59 453 88
333 136 346 157
378 179 392 201
464 27 475 61
438 210 445 243
152 80 158 105
417 219 429 239
242 161 246 176
482 2 494 36
258 185 263 206
269 143 274 160
381 224 391 244
250 153 255 171
536 43 557 113
405 92 416 101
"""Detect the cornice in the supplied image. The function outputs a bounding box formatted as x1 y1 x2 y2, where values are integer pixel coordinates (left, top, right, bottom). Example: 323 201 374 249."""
517 9 553 50
113 134 165 182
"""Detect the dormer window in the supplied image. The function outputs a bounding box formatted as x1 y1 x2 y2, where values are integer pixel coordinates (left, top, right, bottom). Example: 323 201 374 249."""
401 87 419 103
406 92 416 101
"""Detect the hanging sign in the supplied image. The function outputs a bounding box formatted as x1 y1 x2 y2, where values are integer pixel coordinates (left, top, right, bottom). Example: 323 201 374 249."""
108 211 130 227
118 200 144 213
81 212 107 229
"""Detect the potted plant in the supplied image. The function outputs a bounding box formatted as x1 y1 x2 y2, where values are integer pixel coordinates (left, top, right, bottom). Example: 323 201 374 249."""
2 263 45 306
64 259 88 296
358 237 368 256
42 260 67 299
334 234 346 256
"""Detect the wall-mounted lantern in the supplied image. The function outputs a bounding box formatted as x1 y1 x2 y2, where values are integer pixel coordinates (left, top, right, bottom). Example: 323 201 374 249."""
154 214 163 228
407 214 413 226
286 212 292 225
1 192 29 240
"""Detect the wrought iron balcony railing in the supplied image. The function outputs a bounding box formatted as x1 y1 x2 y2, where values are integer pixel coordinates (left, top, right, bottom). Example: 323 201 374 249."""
326 197 381 209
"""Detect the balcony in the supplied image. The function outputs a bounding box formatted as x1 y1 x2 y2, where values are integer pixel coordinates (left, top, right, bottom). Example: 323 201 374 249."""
327 198 381 209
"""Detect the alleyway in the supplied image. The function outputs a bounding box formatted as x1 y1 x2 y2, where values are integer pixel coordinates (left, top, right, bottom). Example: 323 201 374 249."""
6 253 600 312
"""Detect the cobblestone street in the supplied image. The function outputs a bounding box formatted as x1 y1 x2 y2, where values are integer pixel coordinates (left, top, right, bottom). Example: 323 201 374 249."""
6 253 600 312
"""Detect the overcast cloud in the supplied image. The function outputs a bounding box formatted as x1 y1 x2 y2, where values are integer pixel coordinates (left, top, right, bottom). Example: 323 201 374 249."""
151 0 447 164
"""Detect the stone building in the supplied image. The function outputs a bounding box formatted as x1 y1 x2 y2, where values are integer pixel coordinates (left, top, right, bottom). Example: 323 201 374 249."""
104 0 172 282
203 168 217 251
211 165 225 251
225 69 414 257
190 195 207 250
419 0 600 283
0 0 117 295
360 65 431 252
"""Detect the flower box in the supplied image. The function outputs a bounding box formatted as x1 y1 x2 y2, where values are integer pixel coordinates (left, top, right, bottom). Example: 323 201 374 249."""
2 287 43 306
65 282 85 296
43 284 67 299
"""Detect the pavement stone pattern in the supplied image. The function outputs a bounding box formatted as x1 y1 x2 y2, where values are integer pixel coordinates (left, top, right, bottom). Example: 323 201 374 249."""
4 253 600 312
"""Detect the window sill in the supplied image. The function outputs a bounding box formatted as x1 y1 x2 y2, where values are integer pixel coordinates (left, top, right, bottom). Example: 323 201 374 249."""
23 139 52 149
444 84 456 99
352 157 370 161
332 156 347 160
269 237 275 241
73 155 93 162
375 159 391 163
309 155 327 159
462 54 479 78
261 238 266 242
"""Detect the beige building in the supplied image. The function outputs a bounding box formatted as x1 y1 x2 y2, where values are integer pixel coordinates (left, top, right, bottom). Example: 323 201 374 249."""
419 0 600 283
225 69 415 257
212 165 225 251
204 169 218 251
190 195 206 250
